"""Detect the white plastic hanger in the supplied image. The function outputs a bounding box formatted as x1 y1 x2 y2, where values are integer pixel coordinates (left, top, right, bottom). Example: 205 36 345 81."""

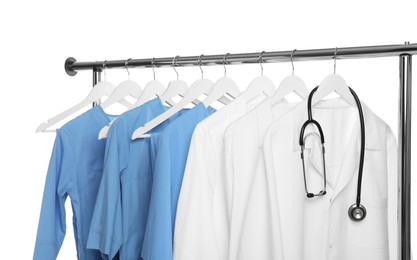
132 55 214 140
131 58 165 108
36 61 127 133
272 49 309 104
158 56 188 106
100 59 143 109
312 47 356 106
202 53 241 107
97 59 144 140
244 51 276 99
98 59 167 140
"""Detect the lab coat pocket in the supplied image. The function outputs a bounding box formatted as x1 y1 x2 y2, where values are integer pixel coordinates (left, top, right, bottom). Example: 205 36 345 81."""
348 197 388 249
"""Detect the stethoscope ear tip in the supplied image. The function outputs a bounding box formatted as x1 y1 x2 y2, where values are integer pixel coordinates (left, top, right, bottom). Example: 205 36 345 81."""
306 190 326 198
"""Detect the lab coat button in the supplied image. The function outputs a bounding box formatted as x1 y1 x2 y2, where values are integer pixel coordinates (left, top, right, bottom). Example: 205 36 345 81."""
329 243 334 248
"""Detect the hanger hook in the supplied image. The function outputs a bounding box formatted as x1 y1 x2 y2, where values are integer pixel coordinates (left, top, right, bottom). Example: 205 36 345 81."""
334 47 338 74
198 54 204 79
103 60 108 81
151 57 156 80
172 56 179 80
223 53 230 77
259 51 265 76
125 58 132 80
290 49 296 76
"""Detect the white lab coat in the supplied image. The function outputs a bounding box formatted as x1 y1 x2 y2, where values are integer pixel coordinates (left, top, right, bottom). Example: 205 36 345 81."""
263 98 398 260
224 99 295 260
173 93 265 260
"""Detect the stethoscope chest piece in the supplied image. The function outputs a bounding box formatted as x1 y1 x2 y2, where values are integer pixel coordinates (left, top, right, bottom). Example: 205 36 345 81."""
348 204 367 222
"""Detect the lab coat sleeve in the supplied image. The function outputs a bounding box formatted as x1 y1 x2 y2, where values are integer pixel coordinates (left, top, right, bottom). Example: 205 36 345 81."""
386 127 398 260
174 129 220 260
33 129 74 260
87 122 126 260
141 137 173 260
223 129 234 220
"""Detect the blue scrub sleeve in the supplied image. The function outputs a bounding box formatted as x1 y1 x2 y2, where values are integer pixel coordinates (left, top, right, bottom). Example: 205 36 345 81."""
33 130 73 260
87 122 126 259
141 139 173 260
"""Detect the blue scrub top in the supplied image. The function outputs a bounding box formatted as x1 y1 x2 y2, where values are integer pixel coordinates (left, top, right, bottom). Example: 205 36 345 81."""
141 103 216 260
87 98 189 260
34 106 116 260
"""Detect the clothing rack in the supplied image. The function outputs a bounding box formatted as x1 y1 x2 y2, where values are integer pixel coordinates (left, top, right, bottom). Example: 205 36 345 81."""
64 42 415 260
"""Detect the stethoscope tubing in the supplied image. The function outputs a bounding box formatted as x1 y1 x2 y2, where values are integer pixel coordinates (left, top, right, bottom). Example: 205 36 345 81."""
349 88 365 207
300 86 366 221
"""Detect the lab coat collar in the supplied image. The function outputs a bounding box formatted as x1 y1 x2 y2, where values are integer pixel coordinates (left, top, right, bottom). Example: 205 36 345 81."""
291 98 383 199
228 91 266 126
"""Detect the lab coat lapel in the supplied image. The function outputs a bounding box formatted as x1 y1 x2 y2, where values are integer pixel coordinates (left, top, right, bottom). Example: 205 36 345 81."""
331 121 360 200
306 131 328 183
256 99 274 148
256 98 292 148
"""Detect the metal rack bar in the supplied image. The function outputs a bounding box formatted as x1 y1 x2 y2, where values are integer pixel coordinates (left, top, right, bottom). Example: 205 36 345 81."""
65 43 417 76
65 42 414 260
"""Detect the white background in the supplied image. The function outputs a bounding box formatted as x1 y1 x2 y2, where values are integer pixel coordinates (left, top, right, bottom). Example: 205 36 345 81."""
0 0 416 259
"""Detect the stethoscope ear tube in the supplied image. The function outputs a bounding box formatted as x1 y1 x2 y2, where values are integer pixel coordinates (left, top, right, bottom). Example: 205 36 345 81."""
300 130 327 198
299 87 325 146
299 120 325 146
300 93 327 198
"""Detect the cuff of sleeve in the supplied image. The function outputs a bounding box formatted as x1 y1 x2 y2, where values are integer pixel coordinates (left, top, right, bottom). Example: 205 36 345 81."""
33 243 59 260
87 230 121 260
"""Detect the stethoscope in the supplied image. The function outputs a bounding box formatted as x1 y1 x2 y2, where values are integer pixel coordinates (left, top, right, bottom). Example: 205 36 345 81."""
299 86 367 222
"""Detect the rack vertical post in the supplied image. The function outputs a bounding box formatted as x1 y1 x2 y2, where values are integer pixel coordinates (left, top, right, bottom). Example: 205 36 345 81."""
92 68 102 107
399 53 412 260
